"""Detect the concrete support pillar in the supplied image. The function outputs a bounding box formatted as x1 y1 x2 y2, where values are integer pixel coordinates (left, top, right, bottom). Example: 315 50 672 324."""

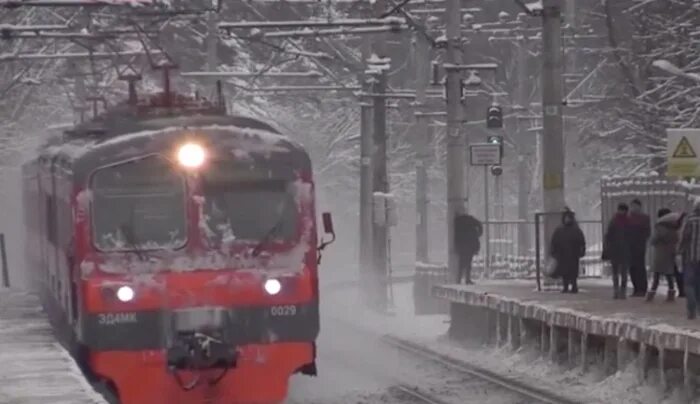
604 337 616 374
638 343 648 382
519 318 527 346
549 325 558 362
509 315 520 350
580 332 588 372
541 323 548 354
567 329 576 365
617 338 630 371
659 347 667 390
495 312 502 347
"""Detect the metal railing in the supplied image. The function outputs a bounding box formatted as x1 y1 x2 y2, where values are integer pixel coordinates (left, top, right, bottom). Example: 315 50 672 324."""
472 219 603 281
1 234 8 288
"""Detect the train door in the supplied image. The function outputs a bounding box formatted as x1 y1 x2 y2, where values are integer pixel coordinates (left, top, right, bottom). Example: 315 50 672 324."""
55 159 75 324
38 156 53 294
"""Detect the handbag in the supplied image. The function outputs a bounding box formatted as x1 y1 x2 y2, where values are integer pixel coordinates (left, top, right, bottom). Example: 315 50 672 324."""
545 257 558 277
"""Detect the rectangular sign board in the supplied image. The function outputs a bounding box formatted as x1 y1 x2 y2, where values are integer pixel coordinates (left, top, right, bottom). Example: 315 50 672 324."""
469 143 501 166
667 128 700 177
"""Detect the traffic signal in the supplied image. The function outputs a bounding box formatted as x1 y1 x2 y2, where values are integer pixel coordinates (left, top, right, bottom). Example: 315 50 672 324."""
486 105 503 128
487 135 504 158
491 165 503 176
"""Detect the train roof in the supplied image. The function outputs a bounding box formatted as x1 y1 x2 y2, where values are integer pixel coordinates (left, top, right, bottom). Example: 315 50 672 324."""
37 112 311 183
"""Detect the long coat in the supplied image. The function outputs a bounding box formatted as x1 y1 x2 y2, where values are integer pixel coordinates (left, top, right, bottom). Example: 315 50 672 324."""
550 216 586 279
454 214 482 257
603 213 631 265
651 219 679 275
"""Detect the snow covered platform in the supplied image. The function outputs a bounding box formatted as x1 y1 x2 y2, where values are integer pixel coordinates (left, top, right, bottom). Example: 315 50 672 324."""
434 279 700 393
0 289 107 404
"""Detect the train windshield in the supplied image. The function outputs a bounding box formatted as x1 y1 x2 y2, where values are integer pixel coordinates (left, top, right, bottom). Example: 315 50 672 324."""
200 160 298 245
91 156 187 251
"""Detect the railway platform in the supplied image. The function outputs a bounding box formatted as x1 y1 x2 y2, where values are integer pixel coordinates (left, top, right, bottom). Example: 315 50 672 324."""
433 279 700 393
0 289 106 404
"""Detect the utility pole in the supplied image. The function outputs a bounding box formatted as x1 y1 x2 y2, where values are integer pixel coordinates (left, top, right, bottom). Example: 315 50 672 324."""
370 0 389 312
71 61 87 123
414 22 431 264
206 4 219 99
370 66 389 312
359 16 374 304
541 0 566 261
444 0 466 282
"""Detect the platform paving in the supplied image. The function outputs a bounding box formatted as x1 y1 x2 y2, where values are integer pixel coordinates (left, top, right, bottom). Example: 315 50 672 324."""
0 289 107 404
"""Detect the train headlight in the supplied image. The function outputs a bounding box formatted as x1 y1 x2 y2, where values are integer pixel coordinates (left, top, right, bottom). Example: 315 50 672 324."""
177 143 206 168
264 279 281 295
116 286 135 302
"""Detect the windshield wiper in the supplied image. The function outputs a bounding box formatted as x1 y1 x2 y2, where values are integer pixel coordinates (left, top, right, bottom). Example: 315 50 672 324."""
119 221 146 261
251 215 286 257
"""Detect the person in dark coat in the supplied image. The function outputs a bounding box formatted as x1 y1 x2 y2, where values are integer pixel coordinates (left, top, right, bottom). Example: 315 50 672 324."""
676 212 687 298
603 203 632 299
454 213 482 284
647 208 680 302
550 209 586 293
678 200 700 319
628 199 651 296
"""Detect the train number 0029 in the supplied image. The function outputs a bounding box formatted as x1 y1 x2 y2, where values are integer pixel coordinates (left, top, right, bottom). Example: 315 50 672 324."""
270 305 297 316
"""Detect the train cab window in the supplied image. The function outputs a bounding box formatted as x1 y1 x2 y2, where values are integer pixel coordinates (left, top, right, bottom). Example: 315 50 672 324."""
200 160 298 245
90 155 187 252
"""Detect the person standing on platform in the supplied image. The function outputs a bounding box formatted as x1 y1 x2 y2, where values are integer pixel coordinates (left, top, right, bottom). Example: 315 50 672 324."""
678 200 700 319
647 208 680 302
676 212 687 298
628 199 651 297
549 208 586 293
454 213 482 285
602 203 631 299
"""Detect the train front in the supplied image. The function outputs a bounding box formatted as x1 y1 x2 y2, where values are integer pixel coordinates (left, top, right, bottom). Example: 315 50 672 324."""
77 124 325 404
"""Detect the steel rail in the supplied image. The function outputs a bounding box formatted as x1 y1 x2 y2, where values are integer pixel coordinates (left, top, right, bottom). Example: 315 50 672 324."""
390 384 453 404
381 335 583 404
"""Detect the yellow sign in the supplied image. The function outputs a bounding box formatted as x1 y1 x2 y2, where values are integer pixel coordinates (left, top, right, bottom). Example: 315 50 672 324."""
673 136 696 158
667 129 700 177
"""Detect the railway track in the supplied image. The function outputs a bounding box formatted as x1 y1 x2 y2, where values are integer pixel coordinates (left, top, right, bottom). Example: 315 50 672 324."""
381 335 582 404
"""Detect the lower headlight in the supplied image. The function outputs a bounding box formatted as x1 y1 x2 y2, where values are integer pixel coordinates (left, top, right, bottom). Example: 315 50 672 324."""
116 286 135 302
264 279 281 295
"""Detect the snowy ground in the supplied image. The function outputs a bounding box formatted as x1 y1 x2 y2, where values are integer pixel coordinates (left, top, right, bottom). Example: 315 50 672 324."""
286 293 537 404
316 280 699 404
0 290 107 404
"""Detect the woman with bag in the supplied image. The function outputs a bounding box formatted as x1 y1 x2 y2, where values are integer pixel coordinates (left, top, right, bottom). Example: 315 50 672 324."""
550 209 586 293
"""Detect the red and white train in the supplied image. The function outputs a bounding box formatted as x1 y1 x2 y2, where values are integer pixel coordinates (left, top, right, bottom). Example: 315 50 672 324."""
21 84 333 403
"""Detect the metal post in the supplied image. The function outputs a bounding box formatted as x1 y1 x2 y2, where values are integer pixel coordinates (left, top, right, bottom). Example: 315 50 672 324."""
371 70 389 312
535 213 542 291
484 166 490 277
445 0 467 282
206 6 219 96
1 234 9 288
359 24 374 291
414 27 431 264
516 34 530 257
71 61 86 123
541 0 566 262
